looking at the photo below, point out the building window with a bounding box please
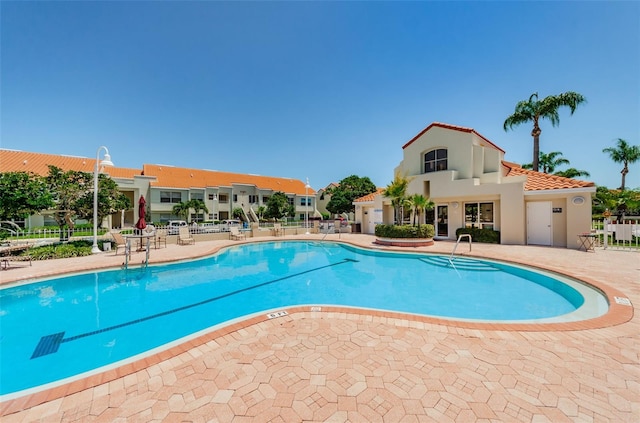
[249,195,258,204]
[219,194,229,204]
[208,193,218,201]
[160,191,182,203]
[233,194,238,202]
[464,202,494,229]
[287,197,294,206]
[191,192,204,201]
[262,195,270,203]
[424,149,447,173]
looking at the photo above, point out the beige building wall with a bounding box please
[365,123,595,249]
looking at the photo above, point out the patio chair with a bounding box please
[178,226,195,245]
[230,226,246,241]
[110,232,129,255]
[273,223,283,237]
[154,229,167,249]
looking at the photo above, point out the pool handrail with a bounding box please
[449,233,472,263]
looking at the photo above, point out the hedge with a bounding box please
[455,227,500,244]
[375,224,435,239]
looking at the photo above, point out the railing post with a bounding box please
[603,218,609,250]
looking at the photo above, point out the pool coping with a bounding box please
[0,239,634,415]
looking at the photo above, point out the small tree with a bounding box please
[256,205,266,221]
[326,175,377,216]
[382,172,411,225]
[75,174,130,226]
[232,207,245,220]
[407,194,434,226]
[172,202,190,221]
[187,199,208,222]
[46,166,93,238]
[264,191,290,220]
[0,171,53,222]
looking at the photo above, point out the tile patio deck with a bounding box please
[0,234,638,422]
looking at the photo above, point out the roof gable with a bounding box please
[402,122,505,153]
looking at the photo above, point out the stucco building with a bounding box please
[0,149,316,228]
[354,122,596,248]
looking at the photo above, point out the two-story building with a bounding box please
[0,149,316,228]
[354,122,596,248]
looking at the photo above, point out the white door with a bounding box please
[362,207,376,234]
[527,201,552,245]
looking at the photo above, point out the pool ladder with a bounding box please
[123,237,150,270]
[448,233,472,266]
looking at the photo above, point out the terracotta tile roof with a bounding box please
[354,188,385,202]
[0,149,142,179]
[402,122,505,153]
[143,164,315,195]
[503,162,595,191]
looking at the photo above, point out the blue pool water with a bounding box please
[0,241,606,396]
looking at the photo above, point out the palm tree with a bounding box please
[382,172,411,225]
[407,194,434,226]
[172,202,190,221]
[554,168,591,179]
[504,91,586,172]
[256,205,266,221]
[187,199,208,223]
[602,138,640,190]
[522,151,570,174]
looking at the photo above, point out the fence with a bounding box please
[591,219,639,251]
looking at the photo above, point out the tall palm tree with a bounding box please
[382,172,411,225]
[504,91,586,172]
[602,138,640,190]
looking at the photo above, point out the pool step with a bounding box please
[419,256,499,271]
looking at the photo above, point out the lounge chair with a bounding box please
[230,226,246,240]
[178,226,195,245]
[273,223,283,237]
[110,232,129,255]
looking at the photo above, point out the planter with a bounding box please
[374,237,434,247]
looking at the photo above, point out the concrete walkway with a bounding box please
[1,234,638,422]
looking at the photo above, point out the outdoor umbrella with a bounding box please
[135,195,147,231]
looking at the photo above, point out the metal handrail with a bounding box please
[449,233,472,262]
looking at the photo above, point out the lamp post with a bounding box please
[92,146,114,254]
[305,178,310,234]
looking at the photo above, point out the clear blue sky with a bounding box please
[2,1,639,190]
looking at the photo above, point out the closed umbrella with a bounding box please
[135,195,147,231]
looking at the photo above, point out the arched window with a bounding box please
[424,149,447,173]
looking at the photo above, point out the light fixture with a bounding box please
[92,146,114,254]
[572,196,585,205]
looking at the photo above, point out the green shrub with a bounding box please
[25,240,109,260]
[455,227,500,244]
[375,224,435,239]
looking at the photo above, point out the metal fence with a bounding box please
[591,219,639,251]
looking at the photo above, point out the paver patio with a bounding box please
[0,234,637,422]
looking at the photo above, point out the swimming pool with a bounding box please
[0,241,608,397]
